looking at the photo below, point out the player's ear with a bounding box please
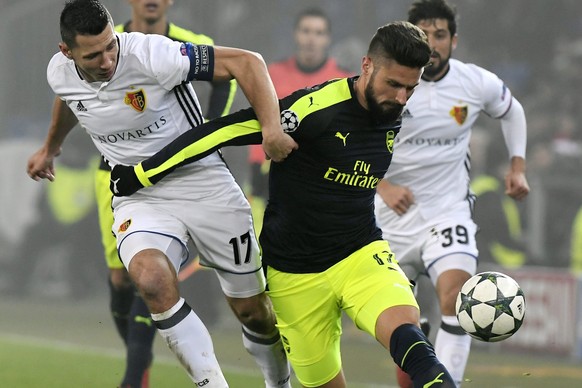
[451,33,458,51]
[59,42,73,59]
[362,56,372,75]
[362,56,370,74]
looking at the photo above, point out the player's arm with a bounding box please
[210,46,298,161]
[499,97,529,201]
[27,97,78,181]
[110,107,263,196]
[109,80,342,197]
[376,179,415,216]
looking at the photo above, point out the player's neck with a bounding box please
[422,61,450,82]
[295,53,327,73]
[128,18,168,36]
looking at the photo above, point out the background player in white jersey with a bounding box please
[27,0,297,387]
[374,0,530,386]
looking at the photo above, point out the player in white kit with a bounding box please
[27,1,297,387]
[374,1,530,386]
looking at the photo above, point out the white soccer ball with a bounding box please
[280,109,299,133]
[455,271,526,342]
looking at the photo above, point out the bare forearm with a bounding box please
[212,46,297,161]
[223,51,279,133]
[45,97,78,154]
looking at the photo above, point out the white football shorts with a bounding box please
[376,201,478,286]
[111,160,265,298]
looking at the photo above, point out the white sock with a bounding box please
[152,298,228,387]
[435,315,471,387]
[242,326,291,388]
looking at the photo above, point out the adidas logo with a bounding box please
[76,101,87,112]
[401,108,412,119]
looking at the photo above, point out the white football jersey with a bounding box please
[47,32,205,166]
[382,58,512,221]
[47,32,233,196]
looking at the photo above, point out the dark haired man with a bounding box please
[248,7,351,214]
[27,0,296,386]
[108,21,456,388]
[90,1,238,387]
[374,1,529,386]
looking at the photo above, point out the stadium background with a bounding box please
[0,0,581,386]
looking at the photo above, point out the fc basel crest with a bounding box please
[124,89,146,112]
[449,105,468,125]
[386,130,395,153]
[118,219,131,233]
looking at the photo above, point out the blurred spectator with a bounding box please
[6,130,104,298]
[571,206,582,273]
[472,133,527,269]
[247,7,352,231]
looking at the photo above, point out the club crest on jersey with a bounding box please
[449,105,468,125]
[386,130,396,153]
[118,219,131,233]
[124,89,146,112]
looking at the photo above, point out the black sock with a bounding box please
[390,323,455,388]
[109,278,134,344]
[121,293,156,387]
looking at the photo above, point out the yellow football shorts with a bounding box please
[95,168,124,269]
[266,239,418,387]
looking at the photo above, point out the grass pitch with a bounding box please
[0,295,579,387]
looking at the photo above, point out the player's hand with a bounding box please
[27,146,61,181]
[262,129,298,162]
[504,157,529,201]
[110,164,143,197]
[376,179,415,216]
[505,170,530,201]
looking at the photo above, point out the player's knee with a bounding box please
[129,251,177,303]
[227,293,275,333]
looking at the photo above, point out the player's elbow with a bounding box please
[242,50,268,72]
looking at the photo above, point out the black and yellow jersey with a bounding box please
[99,21,236,171]
[133,77,401,273]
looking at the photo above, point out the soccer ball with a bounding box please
[455,271,526,342]
[280,109,299,132]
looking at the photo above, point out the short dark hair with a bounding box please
[60,0,113,48]
[408,0,457,36]
[294,8,331,33]
[367,21,431,69]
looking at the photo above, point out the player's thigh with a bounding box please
[185,188,265,297]
[383,231,426,282]
[112,199,189,272]
[95,168,123,269]
[214,267,266,299]
[266,266,343,387]
[340,240,419,339]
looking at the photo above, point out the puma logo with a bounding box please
[110,178,120,194]
[335,131,350,146]
[308,96,319,107]
[423,372,445,387]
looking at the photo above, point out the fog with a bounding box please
[0,0,581,381]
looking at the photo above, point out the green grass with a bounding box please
[0,336,263,387]
[0,296,580,387]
